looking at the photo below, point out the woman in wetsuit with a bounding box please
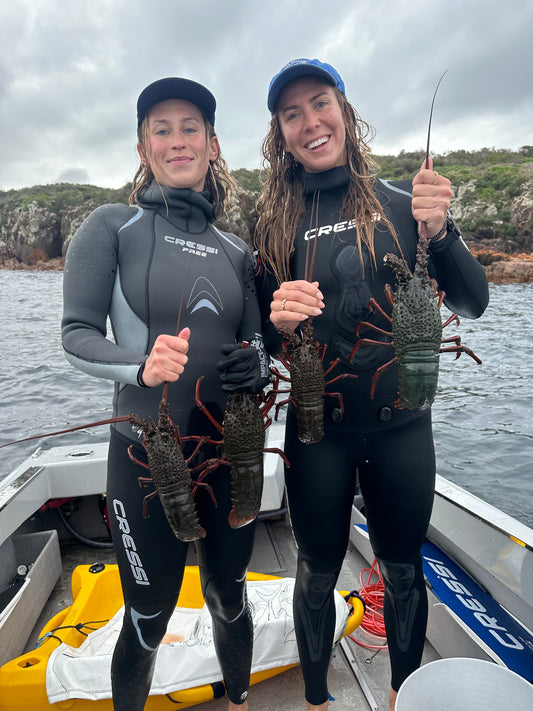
[254,59,489,711]
[62,78,268,710]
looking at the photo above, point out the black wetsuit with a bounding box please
[62,183,268,708]
[254,167,489,703]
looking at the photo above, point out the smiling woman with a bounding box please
[253,57,490,711]
[138,100,219,193]
[60,76,270,711]
[276,77,347,174]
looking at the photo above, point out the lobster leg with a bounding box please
[369,357,398,399]
[194,377,224,434]
[350,338,393,361]
[442,313,460,328]
[368,296,394,321]
[440,345,482,364]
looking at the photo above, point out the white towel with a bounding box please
[46,577,349,702]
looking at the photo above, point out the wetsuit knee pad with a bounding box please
[298,560,338,610]
[202,576,247,624]
[295,560,338,664]
[122,600,173,652]
[375,558,422,653]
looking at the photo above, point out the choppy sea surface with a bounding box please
[1,271,532,528]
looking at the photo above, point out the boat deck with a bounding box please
[26,514,439,711]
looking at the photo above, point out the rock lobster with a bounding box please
[349,229,482,409]
[272,322,355,444]
[349,71,481,409]
[0,394,214,542]
[0,372,283,539]
[273,191,356,445]
[194,375,289,528]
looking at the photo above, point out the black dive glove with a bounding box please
[216,343,269,394]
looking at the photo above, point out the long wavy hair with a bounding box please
[255,88,398,284]
[129,113,236,219]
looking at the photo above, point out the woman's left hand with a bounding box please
[411,157,453,238]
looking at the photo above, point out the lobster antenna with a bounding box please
[305,190,320,282]
[176,251,196,336]
[424,70,447,168]
[162,251,196,403]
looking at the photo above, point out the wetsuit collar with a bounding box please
[139,182,215,230]
[302,165,350,194]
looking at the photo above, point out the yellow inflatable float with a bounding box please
[0,564,364,710]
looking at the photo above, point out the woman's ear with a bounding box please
[137,143,148,165]
[209,135,220,163]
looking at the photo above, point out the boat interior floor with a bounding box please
[25,515,439,711]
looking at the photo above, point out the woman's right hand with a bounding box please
[270,280,324,332]
[141,327,190,387]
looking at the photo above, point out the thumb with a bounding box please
[421,155,433,171]
[178,327,191,341]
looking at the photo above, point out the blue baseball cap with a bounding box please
[137,77,216,130]
[267,58,345,113]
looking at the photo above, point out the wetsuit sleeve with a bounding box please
[428,220,489,319]
[61,206,147,385]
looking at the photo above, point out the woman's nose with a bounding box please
[302,109,320,131]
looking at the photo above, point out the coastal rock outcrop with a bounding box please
[0,202,62,265]
[1,160,533,282]
[482,258,533,284]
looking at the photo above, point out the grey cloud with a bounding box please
[0,0,532,190]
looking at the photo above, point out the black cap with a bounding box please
[137,77,216,130]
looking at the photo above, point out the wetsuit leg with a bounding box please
[358,412,435,691]
[284,412,362,705]
[194,464,256,705]
[107,431,189,711]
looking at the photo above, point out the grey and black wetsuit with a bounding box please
[62,183,268,708]
[254,166,489,703]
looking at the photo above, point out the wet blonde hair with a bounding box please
[129,112,236,219]
[255,87,398,284]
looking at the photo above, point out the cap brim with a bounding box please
[268,65,337,113]
[137,77,216,128]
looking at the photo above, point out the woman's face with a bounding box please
[277,77,347,173]
[138,99,219,192]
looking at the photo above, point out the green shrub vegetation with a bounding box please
[1,148,531,245]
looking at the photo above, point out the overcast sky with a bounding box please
[1,0,532,191]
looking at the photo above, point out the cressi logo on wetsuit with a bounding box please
[164,234,219,257]
[304,213,381,241]
[113,498,150,586]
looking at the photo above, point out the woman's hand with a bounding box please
[412,157,453,238]
[141,327,190,387]
[270,280,324,332]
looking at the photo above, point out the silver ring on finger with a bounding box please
[280,298,287,311]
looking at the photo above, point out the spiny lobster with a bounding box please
[272,321,355,444]
[194,375,289,528]
[273,192,356,445]
[125,388,212,542]
[0,357,286,536]
[0,389,216,542]
[349,71,482,409]
[349,229,482,409]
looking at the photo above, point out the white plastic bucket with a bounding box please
[395,658,533,711]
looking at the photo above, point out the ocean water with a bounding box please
[1,271,532,528]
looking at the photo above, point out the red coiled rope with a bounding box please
[349,559,388,649]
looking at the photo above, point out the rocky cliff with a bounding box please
[1,156,532,283]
